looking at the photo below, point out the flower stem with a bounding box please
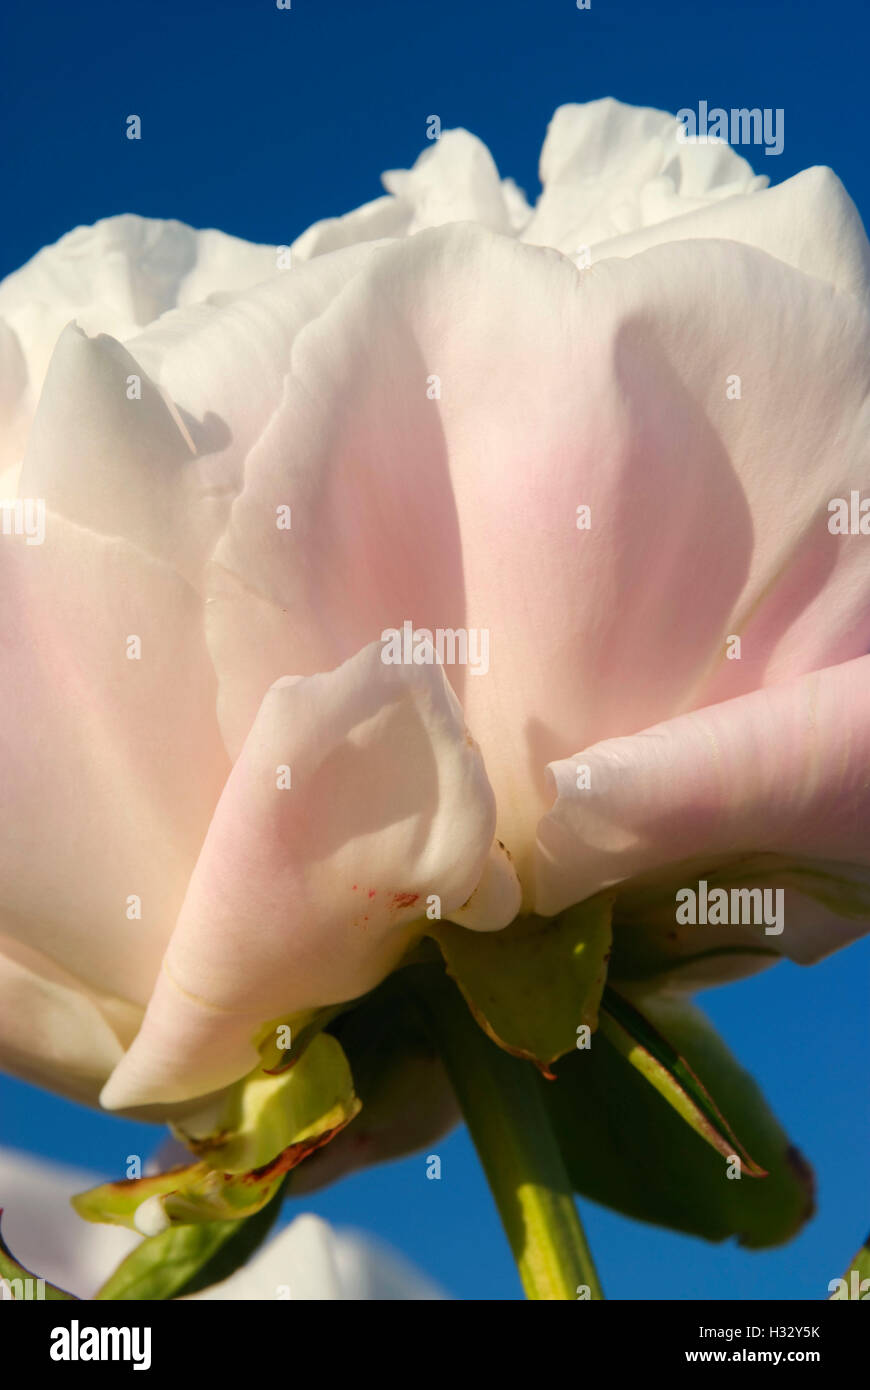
[407,967,604,1301]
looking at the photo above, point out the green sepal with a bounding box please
[255,1006,343,1075]
[174,1032,359,1172]
[73,1033,360,1229]
[599,988,766,1175]
[542,992,814,1247]
[291,974,456,1193]
[430,894,612,1072]
[73,1157,284,1229]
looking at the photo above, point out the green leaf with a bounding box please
[542,992,814,1248]
[599,988,766,1175]
[74,1033,360,1229]
[96,1180,287,1301]
[0,1213,77,1300]
[430,894,612,1072]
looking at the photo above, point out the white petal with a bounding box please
[0,214,278,408]
[0,1147,139,1298]
[588,166,870,298]
[522,97,765,253]
[185,1213,445,1300]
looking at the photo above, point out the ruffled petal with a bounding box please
[101,642,512,1108]
[201,220,870,888]
[292,128,519,262]
[586,165,870,299]
[536,656,870,968]
[0,513,228,1004]
[0,935,140,1104]
[0,214,278,406]
[521,97,766,253]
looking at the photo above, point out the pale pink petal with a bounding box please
[101,643,514,1109]
[201,221,870,890]
[0,935,140,1104]
[536,655,870,967]
[448,840,521,929]
[18,245,380,584]
[19,326,205,577]
[0,319,28,475]
[124,241,378,512]
[0,513,228,1005]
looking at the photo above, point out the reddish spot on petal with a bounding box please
[392,892,420,910]
[351,884,358,891]
[368,889,376,899]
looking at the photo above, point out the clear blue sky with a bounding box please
[1,0,868,1299]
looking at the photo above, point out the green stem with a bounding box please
[407,968,604,1301]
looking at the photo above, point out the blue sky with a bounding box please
[1,0,869,1299]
